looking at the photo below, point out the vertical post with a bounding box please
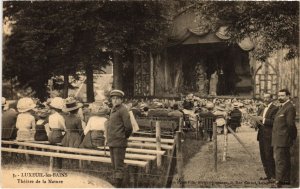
[195,115,199,140]
[150,52,154,96]
[49,156,54,172]
[222,125,228,162]
[79,160,83,169]
[24,146,30,163]
[179,117,183,132]
[213,122,217,172]
[156,121,162,168]
[176,131,184,188]
[56,150,62,169]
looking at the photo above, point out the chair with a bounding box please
[199,116,215,141]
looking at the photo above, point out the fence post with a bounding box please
[176,131,184,188]
[213,122,217,172]
[222,125,228,161]
[156,121,162,168]
[179,117,183,132]
[195,116,199,140]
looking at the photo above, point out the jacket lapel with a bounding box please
[275,101,290,117]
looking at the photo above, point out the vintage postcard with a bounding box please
[1,1,299,188]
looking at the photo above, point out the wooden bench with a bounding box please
[1,140,156,161]
[136,117,181,138]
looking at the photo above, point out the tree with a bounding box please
[3,1,109,101]
[193,1,299,61]
[3,1,172,100]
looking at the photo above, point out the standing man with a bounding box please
[107,90,132,188]
[257,94,278,182]
[272,89,297,187]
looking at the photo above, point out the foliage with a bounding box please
[193,1,299,61]
[3,1,171,100]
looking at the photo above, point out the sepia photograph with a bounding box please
[1,0,299,188]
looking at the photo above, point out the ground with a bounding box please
[1,164,113,188]
[172,124,300,188]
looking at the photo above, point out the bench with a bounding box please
[136,117,181,138]
[1,140,156,161]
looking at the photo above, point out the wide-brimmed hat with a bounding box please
[2,97,7,107]
[140,103,148,109]
[216,26,231,40]
[49,97,65,110]
[63,98,83,112]
[206,102,214,109]
[217,104,226,111]
[233,102,239,108]
[17,97,36,113]
[110,90,124,98]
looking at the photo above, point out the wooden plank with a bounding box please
[129,137,174,144]
[126,148,165,155]
[128,142,173,150]
[213,122,217,172]
[176,131,184,188]
[156,121,162,168]
[163,143,176,188]
[2,140,166,155]
[227,127,255,160]
[1,148,148,167]
[2,141,156,161]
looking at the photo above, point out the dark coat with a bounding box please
[257,103,278,141]
[182,100,194,110]
[1,109,18,140]
[272,101,297,147]
[107,104,132,147]
[61,114,83,148]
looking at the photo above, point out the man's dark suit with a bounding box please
[257,103,278,179]
[272,101,297,184]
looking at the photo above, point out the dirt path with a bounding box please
[1,164,113,188]
[172,125,277,188]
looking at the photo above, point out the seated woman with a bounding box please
[16,97,36,141]
[80,109,108,149]
[48,97,66,144]
[34,109,50,141]
[61,98,84,148]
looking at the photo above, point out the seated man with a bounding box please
[228,102,242,133]
[182,93,194,110]
[199,102,216,141]
[168,103,183,118]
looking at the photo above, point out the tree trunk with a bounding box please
[86,61,95,103]
[113,52,123,90]
[63,72,69,98]
[150,52,154,96]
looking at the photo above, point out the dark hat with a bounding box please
[110,90,124,98]
[63,98,82,112]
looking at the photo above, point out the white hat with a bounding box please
[49,97,65,110]
[17,97,36,113]
[206,102,214,109]
[2,97,6,106]
[233,102,239,108]
[110,90,124,97]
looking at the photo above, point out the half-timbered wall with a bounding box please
[252,49,299,98]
